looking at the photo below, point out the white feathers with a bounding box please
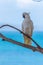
[22,12,34,35]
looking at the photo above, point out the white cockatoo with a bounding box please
[22,12,34,45]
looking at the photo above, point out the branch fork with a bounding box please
[0,24,43,53]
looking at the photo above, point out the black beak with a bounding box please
[23,14,25,18]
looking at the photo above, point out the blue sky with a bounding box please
[0,0,43,31]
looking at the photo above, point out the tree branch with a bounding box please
[0,33,43,53]
[0,24,43,53]
[0,24,41,48]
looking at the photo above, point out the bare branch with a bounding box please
[0,24,43,54]
[0,33,43,53]
[0,24,41,48]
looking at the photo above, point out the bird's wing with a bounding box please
[22,23,24,32]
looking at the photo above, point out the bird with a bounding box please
[22,12,34,45]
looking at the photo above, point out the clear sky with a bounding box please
[0,0,43,31]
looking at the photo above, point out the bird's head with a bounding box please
[22,12,30,18]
